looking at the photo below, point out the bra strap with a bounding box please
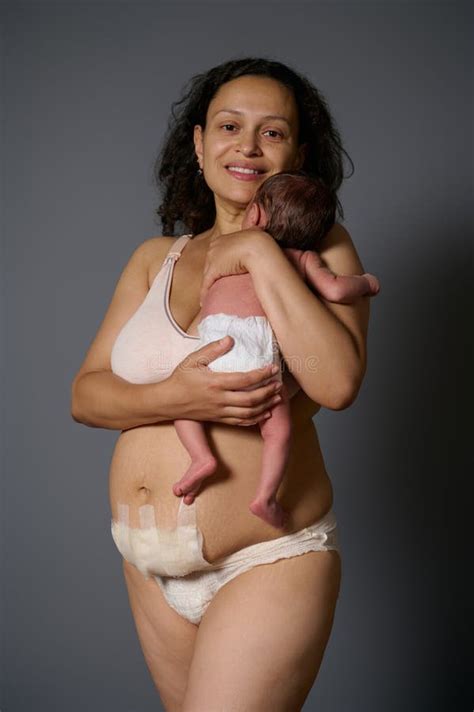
[165,234,193,262]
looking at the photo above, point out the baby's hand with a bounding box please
[362,273,381,295]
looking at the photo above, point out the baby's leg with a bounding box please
[248,383,292,530]
[172,420,218,505]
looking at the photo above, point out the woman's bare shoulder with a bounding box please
[139,235,180,285]
[318,222,363,258]
[140,234,178,257]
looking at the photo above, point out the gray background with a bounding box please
[1,1,472,710]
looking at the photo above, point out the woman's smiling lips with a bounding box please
[225,164,267,182]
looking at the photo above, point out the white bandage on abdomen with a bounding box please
[111,500,211,578]
[197,313,281,383]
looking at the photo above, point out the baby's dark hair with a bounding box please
[252,171,337,250]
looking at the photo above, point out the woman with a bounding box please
[71,56,370,711]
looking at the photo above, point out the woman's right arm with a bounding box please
[71,369,181,431]
[71,237,281,431]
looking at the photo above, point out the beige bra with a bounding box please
[110,235,201,384]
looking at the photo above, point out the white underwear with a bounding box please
[197,313,282,383]
[111,497,341,625]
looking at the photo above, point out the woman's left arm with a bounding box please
[246,224,370,410]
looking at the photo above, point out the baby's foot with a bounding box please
[172,455,218,504]
[249,496,289,530]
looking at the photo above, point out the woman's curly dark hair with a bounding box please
[152,55,354,237]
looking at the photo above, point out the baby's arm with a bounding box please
[283,247,380,304]
[303,251,380,303]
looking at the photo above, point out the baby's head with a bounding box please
[242,171,336,250]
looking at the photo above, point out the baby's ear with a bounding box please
[247,202,261,227]
[258,203,269,229]
[250,201,269,229]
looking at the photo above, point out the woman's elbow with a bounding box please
[300,350,367,410]
[331,384,359,410]
[332,365,366,410]
[70,378,91,426]
[304,378,356,411]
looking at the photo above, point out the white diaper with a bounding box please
[197,313,282,383]
[111,497,341,625]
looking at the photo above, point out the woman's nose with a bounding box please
[238,131,263,155]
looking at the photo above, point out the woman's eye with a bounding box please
[220,124,282,138]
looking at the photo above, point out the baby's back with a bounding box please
[200,273,265,318]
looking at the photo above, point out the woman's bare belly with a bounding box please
[108,389,334,564]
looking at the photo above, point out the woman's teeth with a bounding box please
[227,166,260,174]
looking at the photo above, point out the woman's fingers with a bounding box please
[207,364,282,424]
[186,335,235,368]
[216,363,279,391]
[173,338,282,425]
[219,409,274,426]
[224,379,282,406]
[217,382,282,426]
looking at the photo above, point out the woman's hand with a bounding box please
[168,336,283,426]
[199,228,269,306]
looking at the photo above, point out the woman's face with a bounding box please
[194,75,306,212]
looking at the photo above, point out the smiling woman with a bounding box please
[203,99,300,185]
[192,75,307,233]
[72,56,370,711]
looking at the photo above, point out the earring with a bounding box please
[197,167,203,176]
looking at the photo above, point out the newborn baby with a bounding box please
[172,171,380,529]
